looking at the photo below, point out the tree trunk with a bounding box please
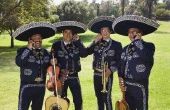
[121,0,125,15]
[10,30,14,48]
[96,3,100,16]
[148,1,152,19]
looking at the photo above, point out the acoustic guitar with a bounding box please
[115,91,129,110]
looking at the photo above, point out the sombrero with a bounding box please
[53,21,87,34]
[112,15,160,36]
[12,22,56,41]
[88,16,115,34]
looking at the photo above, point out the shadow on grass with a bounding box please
[0,46,19,73]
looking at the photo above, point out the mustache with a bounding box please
[33,41,42,43]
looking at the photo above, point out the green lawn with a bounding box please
[0,21,170,110]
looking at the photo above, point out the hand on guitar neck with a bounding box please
[119,77,126,92]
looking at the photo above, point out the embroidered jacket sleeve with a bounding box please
[86,41,96,55]
[113,42,122,76]
[118,46,128,78]
[15,47,31,67]
[73,39,88,58]
[130,40,155,81]
[131,39,155,63]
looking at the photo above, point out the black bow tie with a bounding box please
[32,49,44,59]
[99,39,108,47]
[66,43,73,50]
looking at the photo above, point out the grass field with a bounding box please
[0,21,170,110]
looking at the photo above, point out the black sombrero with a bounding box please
[88,16,115,34]
[12,22,56,41]
[53,21,87,34]
[112,15,160,36]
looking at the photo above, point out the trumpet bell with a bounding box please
[101,90,108,93]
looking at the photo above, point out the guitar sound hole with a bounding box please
[52,106,60,110]
[50,104,62,110]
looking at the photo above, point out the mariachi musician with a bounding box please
[14,22,56,110]
[86,16,122,110]
[112,15,159,110]
[51,21,87,110]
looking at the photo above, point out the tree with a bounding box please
[130,0,158,18]
[99,0,120,17]
[120,0,129,15]
[57,0,95,23]
[0,0,22,24]
[125,4,139,15]
[19,0,51,23]
[0,0,22,48]
[0,0,51,48]
[163,0,170,10]
[48,5,60,23]
[156,3,170,20]
[145,0,158,18]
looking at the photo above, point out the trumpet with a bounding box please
[101,59,108,93]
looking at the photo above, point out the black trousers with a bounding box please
[93,74,113,110]
[125,81,148,110]
[62,77,82,110]
[18,83,45,110]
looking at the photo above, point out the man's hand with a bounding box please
[105,67,112,77]
[119,77,126,92]
[94,34,102,43]
[73,34,79,41]
[27,39,34,49]
[134,32,142,40]
[50,58,57,66]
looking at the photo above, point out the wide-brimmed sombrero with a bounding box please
[12,22,56,41]
[112,15,160,36]
[53,21,87,34]
[88,16,115,34]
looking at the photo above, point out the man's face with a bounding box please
[100,27,111,39]
[128,28,142,41]
[63,29,73,42]
[30,34,42,49]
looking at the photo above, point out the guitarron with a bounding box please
[115,91,129,110]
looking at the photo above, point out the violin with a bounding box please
[47,65,62,92]
[46,50,62,94]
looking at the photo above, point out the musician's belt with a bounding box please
[21,81,45,85]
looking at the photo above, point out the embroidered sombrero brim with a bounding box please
[53,21,87,34]
[88,16,115,34]
[112,15,160,36]
[12,22,56,41]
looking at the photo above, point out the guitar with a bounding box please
[45,96,69,110]
[115,91,129,110]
